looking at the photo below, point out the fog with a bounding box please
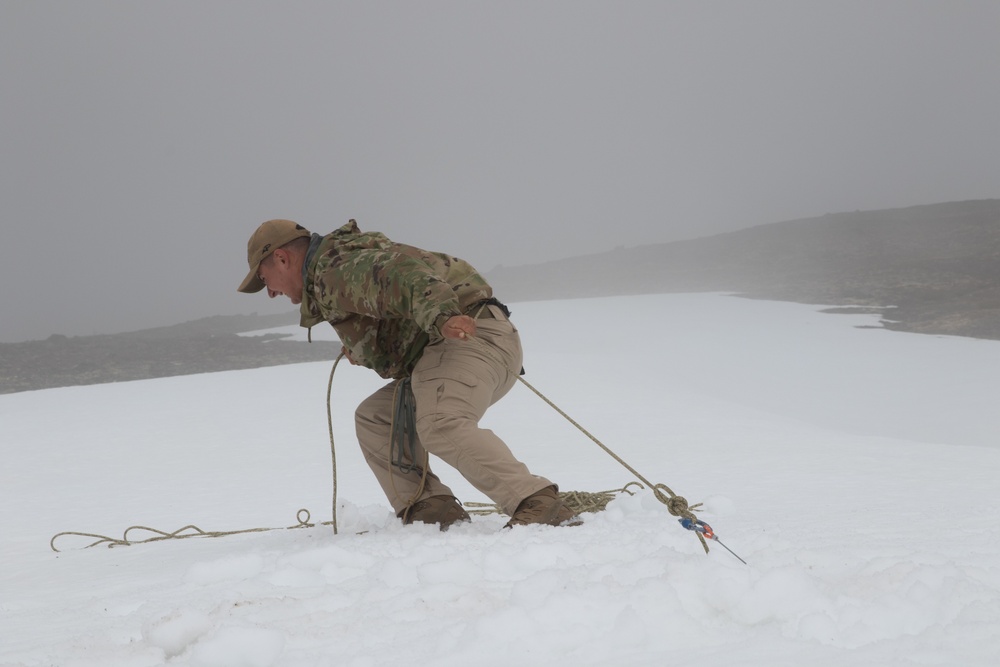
[2,1,998,343]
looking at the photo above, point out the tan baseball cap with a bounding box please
[237,219,311,293]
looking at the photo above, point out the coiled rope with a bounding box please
[465,482,647,516]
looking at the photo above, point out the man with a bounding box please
[237,218,577,530]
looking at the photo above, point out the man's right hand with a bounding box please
[440,315,477,340]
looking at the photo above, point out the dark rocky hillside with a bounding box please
[488,199,1000,340]
[0,313,336,394]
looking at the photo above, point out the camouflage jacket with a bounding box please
[299,220,493,379]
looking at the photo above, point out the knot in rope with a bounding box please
[650,484,702,521]
[666,495,695,517]
[650,484,708,552]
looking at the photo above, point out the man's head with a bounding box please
[237,219,311,303]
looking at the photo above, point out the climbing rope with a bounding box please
[326,351,345,535]
[51,352,348,552]
[51,313,737,560]
[465,333,711,554]
[50,509,327,552]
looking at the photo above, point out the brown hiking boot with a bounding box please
[400,495,471,531]
[504,486,581,528]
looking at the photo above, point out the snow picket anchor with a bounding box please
[678,518,748,565]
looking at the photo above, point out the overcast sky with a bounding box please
[2,1,998,342]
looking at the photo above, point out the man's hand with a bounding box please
[440,314,477,340]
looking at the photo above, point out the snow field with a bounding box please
[2,293,999,666]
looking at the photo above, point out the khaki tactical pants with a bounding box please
[354,304,553,516]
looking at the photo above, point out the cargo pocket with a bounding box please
[413,340,445,374]
[412,365,479,391]
[412,364,485,427]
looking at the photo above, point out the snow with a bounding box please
[2,293,999,666]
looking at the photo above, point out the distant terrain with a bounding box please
[3,199,997,394]
[0,313,332,394]
[490,199,1000,340]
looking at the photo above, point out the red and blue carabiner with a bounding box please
[678,517,747,565]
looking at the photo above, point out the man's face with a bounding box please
[258,249,304,304]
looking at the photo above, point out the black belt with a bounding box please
[466,297,511,320]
